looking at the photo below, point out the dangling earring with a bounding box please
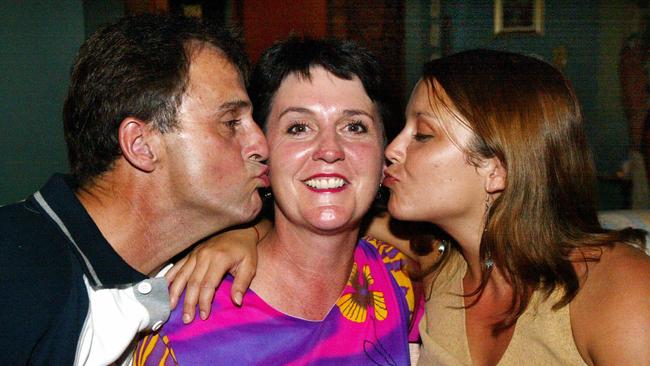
[375,183,388,205]
[263,190,273,201]
[484,257,494,270]
[483,194,494,270]
[437,240,447,254]
[483,195,492,232]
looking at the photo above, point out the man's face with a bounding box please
[159,45,269,228]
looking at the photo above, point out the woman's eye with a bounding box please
[344,120,368,134]
[287,122,310,135]
[413,133,433,142]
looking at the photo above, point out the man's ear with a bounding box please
[118,117,158,172]
[482,157,506,193]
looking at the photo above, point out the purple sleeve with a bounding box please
[133,332,179,366]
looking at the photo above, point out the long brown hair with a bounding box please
[416,49,645,331]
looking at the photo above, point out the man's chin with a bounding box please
[243,194,263,220]
[214,194,263,229]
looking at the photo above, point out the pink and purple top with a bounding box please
[134,237,422,366]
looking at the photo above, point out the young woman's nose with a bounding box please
[385,130,408,164]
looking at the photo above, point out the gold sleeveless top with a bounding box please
[417,251,587,366]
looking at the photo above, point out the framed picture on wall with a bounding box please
[494,0,544,35]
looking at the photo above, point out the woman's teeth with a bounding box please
[304,178,346,189]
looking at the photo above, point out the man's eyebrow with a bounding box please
[218,100,251,113]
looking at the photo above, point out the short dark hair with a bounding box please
[63,14,249,187]
[249,37,388,137]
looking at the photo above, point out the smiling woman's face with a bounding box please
[265,66,384,233]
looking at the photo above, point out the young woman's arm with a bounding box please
[366,212,442,273]
[166,219,271,323]
[571,244,650,365]
[170,212,440,322]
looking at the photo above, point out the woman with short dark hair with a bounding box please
[135,38,421,365]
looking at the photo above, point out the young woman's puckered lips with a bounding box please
[382,168,399,187]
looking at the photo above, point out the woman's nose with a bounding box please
[312,131,344,163]
[385,132,406,164]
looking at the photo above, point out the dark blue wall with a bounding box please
[441,1,629,209]
[0,1,126,205]
[443,1,599,134]
[0,1,85,204]
[405,0,434,95]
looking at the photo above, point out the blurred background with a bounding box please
[0,0,646,209]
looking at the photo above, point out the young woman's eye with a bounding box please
[413,133,433,142]
[344,120,368,134]
[287,122,310,135]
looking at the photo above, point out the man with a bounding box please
[0,15,268,365]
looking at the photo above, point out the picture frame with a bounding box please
[494,0,544,35]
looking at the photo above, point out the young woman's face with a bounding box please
[383,79,486,227]
[265,67,384,233]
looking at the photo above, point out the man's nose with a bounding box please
[244,122,269,162]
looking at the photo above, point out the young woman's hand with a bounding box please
[166,223,267,323]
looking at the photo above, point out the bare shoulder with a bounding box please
[571,243,650,365]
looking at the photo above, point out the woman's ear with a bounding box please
[118,117,158,173]
[482,157,506,193]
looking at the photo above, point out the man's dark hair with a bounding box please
[249,37,388,134]
[63,14,249,187]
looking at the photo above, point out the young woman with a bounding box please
[384,49,650,365]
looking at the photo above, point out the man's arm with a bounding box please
[0,217,77,364]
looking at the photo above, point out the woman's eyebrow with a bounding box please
[342,109,375,121]
[277,107,375,122]
[415,111,435,118]
[277,107,313,119]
